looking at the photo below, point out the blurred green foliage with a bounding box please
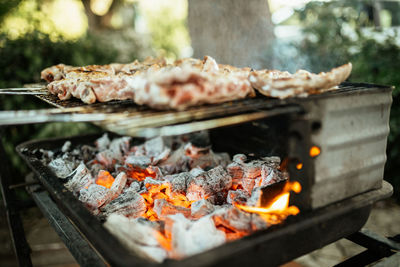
[295,1,400,200]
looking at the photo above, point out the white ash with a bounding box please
[153,199,191,219]
[109,136,131,158]
[246,187,263,207]
[189,167,205,177]
[186,166,232,201]
[159,146,190,174]
[191,199,215,219]
[241,177,256,195]
[48,158,76,179]
[144,177,171,189]
[227,189,250,204]
[95,133,110,151]
[255,167,287,188]
[233,154,247,164]
[165,214,226,259]
[144,137,164,158]
[104,172,127,205]
[125,154,151,167]
[260,156,281,169]
[126,181,141,192]
[64,162,93,194]
[164,172,193,194]
[148,166,164,180]
[101,191,146,218]
[39,148,54,161]
[61,141,72,152]
[152,148,171,165]
[104,214,167,263]
[79,184,110,209]
[212,206,267,234]
[87,163,103,178]
[144,137,171,164]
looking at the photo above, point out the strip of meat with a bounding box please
[249,63,352,99]
[44,56,255,108]
[133,56,254,110]
[41,57,167,83]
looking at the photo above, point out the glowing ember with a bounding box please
[235,181,301,224]
[309,146,321,157]
[123,165,157,181]
[95,170,115,189]
[296,163,303,170]
[140,181,192,221]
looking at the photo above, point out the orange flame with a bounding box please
[235,181,301,224]
[154,231,172,251]
[309,146,321,157]
[95,170,115,189]
[296,163,303,170]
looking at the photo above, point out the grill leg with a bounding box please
[334,228,400,267]
[0,127,32,267]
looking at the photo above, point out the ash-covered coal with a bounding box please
[38,132,294,263]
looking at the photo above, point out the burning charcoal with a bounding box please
[255,167,287,188]
[165,214,226,259]
[61,141,71,152]
[212,206,267,234]
[233,154,247,164]
[144,137,171,162]
[159,146,190,174]
[144,177,171,190]
[146,166,163,180]
[186,131,210,147]
[88,163,103,178]
[48,157,76,178]
[204,166,232,192]
[111,136,131,154]
[191,199,215,219]
[105,172,127,205]
[95,150,117,168]
[80,145,97,162]
[126,181,141,192]
[95,133,110,151]
[186,175,210,201]
[79,184,110,209]
[164,172,193,194]
[64,162,93,194]
[184,142,210,158]
[227,162,244,180]
[246,187,262,207]
[242,160,263,178]
[125,154,151,167]
[95,170,115,189]
[189,167,204,177]
[241,178,256,195]
[260,156,281,169]
[101,191,146,218]
[186,166,232,201]
[153,199,191,219]
[185,143,231,170]
[152,148,171,165]
[227,189,250,204]
[104,214,167,263]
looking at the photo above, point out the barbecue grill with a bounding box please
[1,82,398,266]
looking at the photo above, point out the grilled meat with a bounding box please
[249,63,352,99]
[41,56,352,109]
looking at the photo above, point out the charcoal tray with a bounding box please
[17,134,393,267]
